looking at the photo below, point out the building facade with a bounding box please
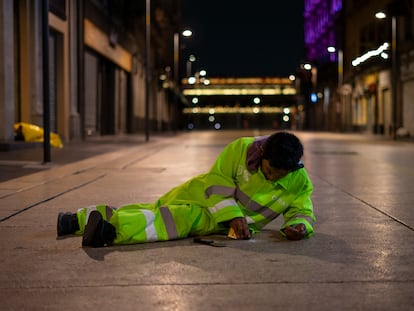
[302,0,343,131]
[344,0,414,137]
[303,0,414,137]
[181,77,298,131]
[0,0,184,146]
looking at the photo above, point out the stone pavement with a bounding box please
[0,134,154,182]
[0,130,413,310]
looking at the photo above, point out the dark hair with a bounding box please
[262,132,303,170]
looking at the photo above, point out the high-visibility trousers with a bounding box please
[75,203,222,245]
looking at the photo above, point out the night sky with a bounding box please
[182,0,305,78]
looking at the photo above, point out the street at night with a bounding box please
[1,0,414,309]
[1,130,413,310]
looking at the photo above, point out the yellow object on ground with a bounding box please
[14,122,63,148]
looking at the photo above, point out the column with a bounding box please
[0,0,14,141]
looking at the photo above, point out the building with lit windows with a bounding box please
[0,0,184,148]
[302,0,343,131]
[181,77,299,130]
[344,0,414,138]
[304,0,414,137]
[304,0,343,64]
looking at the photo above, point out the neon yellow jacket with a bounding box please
[158,136,315,238]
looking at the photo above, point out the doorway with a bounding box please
[84,50,127,136]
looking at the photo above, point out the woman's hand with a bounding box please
[229,217,251,240]
[284,223,307,240]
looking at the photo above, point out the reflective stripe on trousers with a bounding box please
[159,206,179,240]
[133,208,178,241]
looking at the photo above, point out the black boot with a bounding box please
[82,211,116,247]
[57,212,79,236]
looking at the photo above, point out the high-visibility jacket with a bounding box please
[76,136,315,244]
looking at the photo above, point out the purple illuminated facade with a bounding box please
[304,0,342,63]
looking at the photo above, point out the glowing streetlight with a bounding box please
[182,29,192,37]
[375,11,386,19]
[174,29,193,86]
[303,63,312,70]
[327,46,336,53]
[327,46,343,88]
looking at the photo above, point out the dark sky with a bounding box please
[182,0,305,78]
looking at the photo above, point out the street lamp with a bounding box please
[298,63,314,130]
[376,10,398,139]
[303,63,312,71]
[172,29,192,132]
[186,54,196,77]
[327,46,343,89]
[174,29,192,87]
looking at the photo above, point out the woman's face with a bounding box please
[261,159,289,182]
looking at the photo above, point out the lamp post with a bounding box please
[173,29,192,88]
[327,46,344,131]
[391,15,397,140]
[327,46,343,89]
[145,0,150,142]
[298,63,313,130]
[376,11,398,139]
[186,54,196,77]
[172,29,192,132]
[173,32,179,87]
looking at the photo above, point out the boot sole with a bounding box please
[82,211,102,247]
[57,212,73,237]
[57,212,65,236]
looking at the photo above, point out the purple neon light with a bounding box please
[304,0,342,62]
